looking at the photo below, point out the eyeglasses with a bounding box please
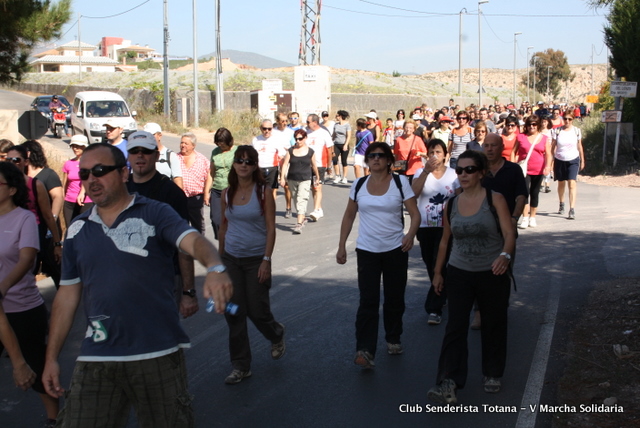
[6,157,23,164]
[79,164,123,180]
[458,116,469,120]
[455,165,481,175]
[566,118,574,121]
[507,124,517,127]
[128,147,156,155]
[366,153,386,160]
[261,127,273,131]
[475,130,487,133]
[234,158,257,166]
[295,137,305,141]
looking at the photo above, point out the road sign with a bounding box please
[610,81,637,98]
[18,110,48,140]
[601,110,622,123]
[586,95,599,104]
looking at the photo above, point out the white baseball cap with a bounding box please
[126,131,157,151]
[143,122,162,134]
[69,134,89,147]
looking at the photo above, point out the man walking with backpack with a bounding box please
[144,123,183,189]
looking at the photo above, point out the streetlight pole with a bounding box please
[546,65,552,103]
[513,32,521,105]
[192,0,199,127]
[163,0,170,117]
[458,8,467,96]
[526,46,533,104]
[478,0,489,107]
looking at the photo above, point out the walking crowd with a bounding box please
[0,98,586,426]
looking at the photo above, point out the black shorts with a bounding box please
[313,167,327,184]
[553,157,579,181]
[260,167,279,189]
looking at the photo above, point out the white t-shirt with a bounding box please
[321,120,336,137]
[414,167,460,228]
[306,127,334,168]
[553,127,582,161]
[156,147,182,180]
[349,175,415,253]
[252,135,285,168]
[272,127,295,149]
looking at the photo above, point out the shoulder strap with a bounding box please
[353,176,368,202]
[165,148,172,169]
[392,173,405,227]
[485,187,501,238]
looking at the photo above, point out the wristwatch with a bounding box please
[263,256,271,262]
[207,264,227,274]
[500,252,512,261]
[54,241,63,247]
[182,289,196,298]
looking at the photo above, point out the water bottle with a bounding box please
[206,297,238,315]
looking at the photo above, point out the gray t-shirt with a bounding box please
[224,185,267,258]
[448,195,503,272]
[333,122,352,146]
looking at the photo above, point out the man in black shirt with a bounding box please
[126,131,198,318]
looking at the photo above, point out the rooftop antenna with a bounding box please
[298,0,321,65]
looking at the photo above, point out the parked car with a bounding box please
[71,91,137,143]
[30,95,73,127]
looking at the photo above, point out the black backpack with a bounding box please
[353,174,405,226]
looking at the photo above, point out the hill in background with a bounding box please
[198,49,294,70]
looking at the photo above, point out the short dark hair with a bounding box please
[21,140,48,168]
[427,139,448,156]
[214,127,234,147]
[294,129,307,140]
[0,161,29,209]
[458,149,488,173]
[0,139,14,154]
[336,110,349,120]
[83,143,127,169]
[356,118,367,129]
[7,144,28,160]
[364,142,394,173]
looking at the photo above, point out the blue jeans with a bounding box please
[355,246,408,357]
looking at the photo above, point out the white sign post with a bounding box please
[608,82,637,167]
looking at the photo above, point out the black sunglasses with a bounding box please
[79,164,123,180]
[261,127,273,131]
[455,165,481,175]
[295,137,305,141]
[366,153,386,160]
[234,158,257,166]
[6,157,23,164]
[128,147,156,155]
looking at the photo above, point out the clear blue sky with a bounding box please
[52,0,610,74]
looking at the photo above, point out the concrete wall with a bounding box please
[0,110,20,143]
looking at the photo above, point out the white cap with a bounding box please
[126,131,157,151]
[69,134,89,147]
[143,122,162,135]
[411,114,422,120]
[365,112,377,119]
[104,119,122,129]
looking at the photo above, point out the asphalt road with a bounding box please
[1,88,640,428]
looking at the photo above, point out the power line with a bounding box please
[83,0,152,19]
[324,4,435,18]
[356,0,457,16]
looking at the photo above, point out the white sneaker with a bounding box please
[341,177,348,184]
[518,217,529,229]
[333,176,342,184]
[528,217,537,228]
[309,208,324,221]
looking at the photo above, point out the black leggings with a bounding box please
[333,144,348,167]
[525,174,544,208]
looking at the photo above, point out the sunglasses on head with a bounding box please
[455,165,481,175]
[234,158,257,166]
[128,147,156,155]
[79,164,123,180]
[6,157,23,164]
[366,152,386,160]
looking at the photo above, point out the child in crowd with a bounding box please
[383,118,395,147]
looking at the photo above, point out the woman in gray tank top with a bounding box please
[218,146,285,385]
[427,150,515,404]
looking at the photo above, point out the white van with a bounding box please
[72,91,137,143]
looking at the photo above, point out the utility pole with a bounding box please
[458,8,467,96]
[527,47,533,103]
[478,1,488,107]
[78,13,82,80]
[163,0,170,117]
[192,0,199,127]
[215,0,224,111]
[513,32,521,105]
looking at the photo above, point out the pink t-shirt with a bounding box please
[63,158,92,204]
[516,133,548,176]
[0,207,43,313]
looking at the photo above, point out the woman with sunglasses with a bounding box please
[501,116,519,159]
[337,142,420,370]
[447,112,474,170]
[467,120,488,152]
[411,139,460,326]
[61,135,93,228]
[551,111,584,220]
[5,146,62,264]
[280,129,320,234]
[209,128,237,240]
[218,145,284,385]
[428,150,515,404]
[512,115,552,229]
[0,161,60,427]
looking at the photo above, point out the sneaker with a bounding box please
[528,217,537,228]
[428,313,442,325]
[224,369,252,385]
[354,350,375,369]
[293,223,303,234]
[567,208,575,220]
[309,208,324,221]
[483,376,501,393]
[387,343,404,355]
[544,185,551,193]
[333,176,342,184]
[558,202,565,215]
[427,378,458,404]
[518,217,529,229]
[271,323,286,360]
[284,209,291,219]
[341,177,349,184]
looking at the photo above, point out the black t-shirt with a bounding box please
[482,159,529,215]
[127,172,189,221]
[35,168,62,192]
